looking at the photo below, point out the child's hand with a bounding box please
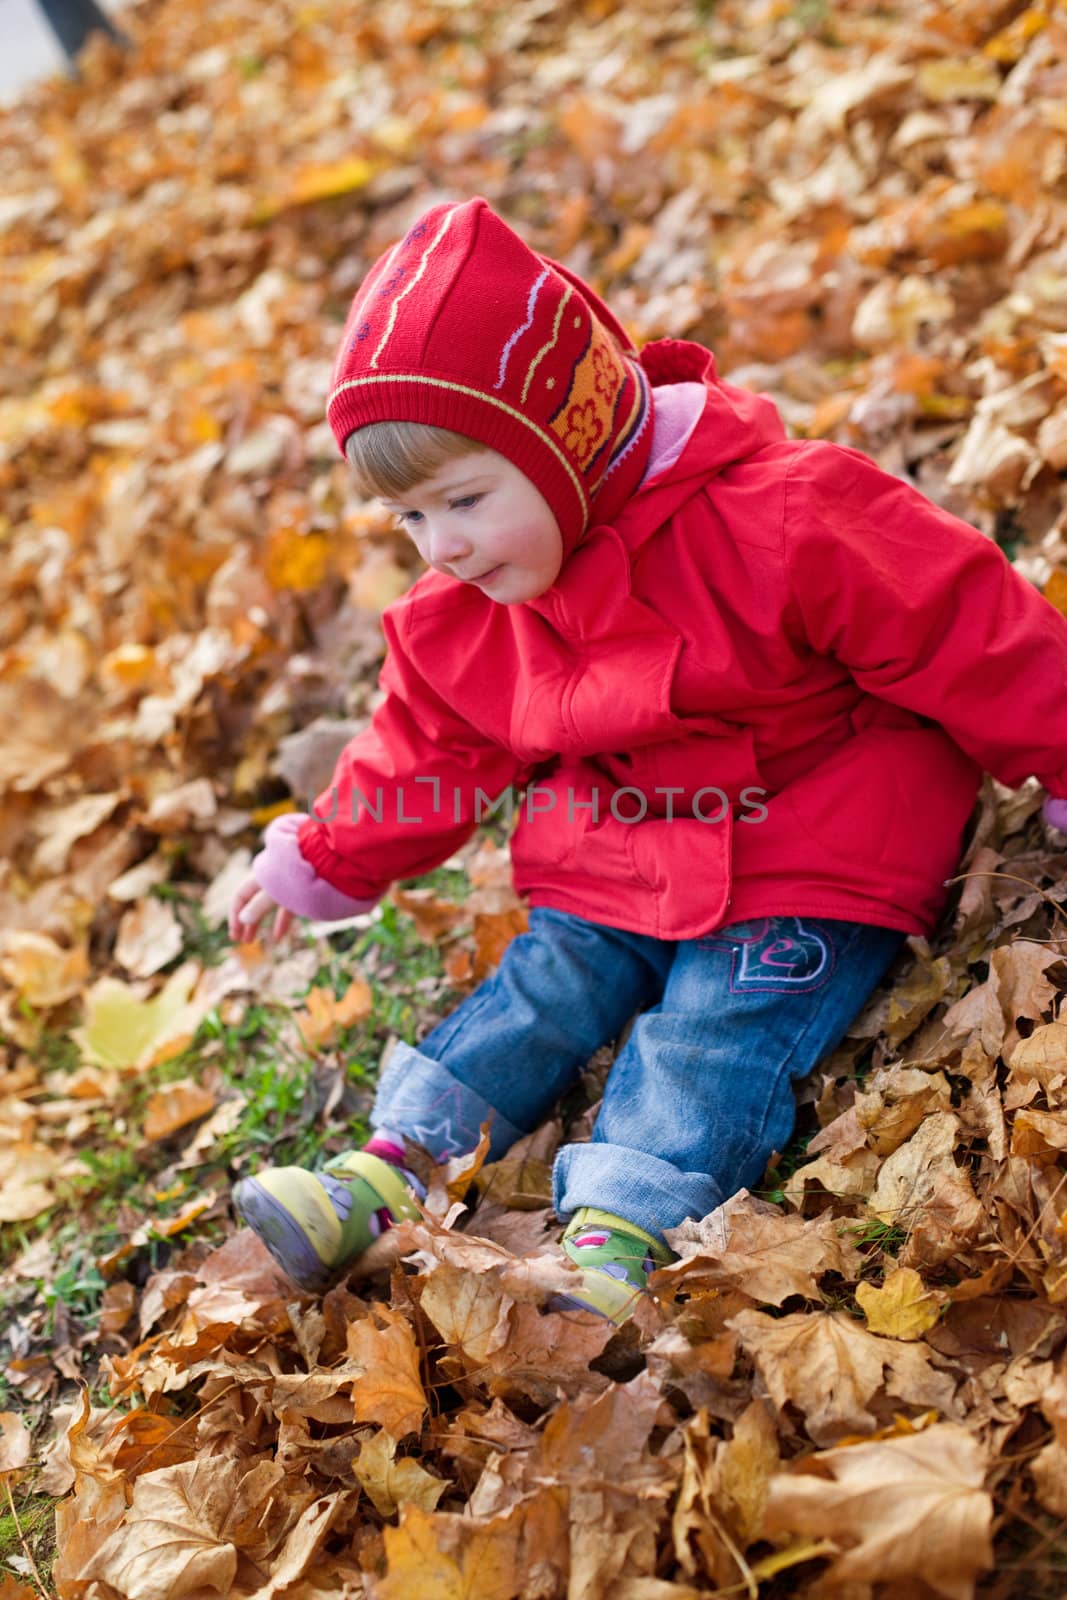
[229,873,295,945]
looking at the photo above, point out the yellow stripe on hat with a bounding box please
[328,372,588,521]
[371,205,461,371]
[521,285,573,405]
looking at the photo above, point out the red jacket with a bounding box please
[298,339,1067,940]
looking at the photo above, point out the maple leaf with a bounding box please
[764,1422,993,1599]
[374,1487,568,1600]
[730,1308,959,1446]
[347,1306,428,1441]
[76,1456,244,1599]
[856,1266,944,1339]
[294,977,373,1049]
[660,1190,864,1305]
[71,964,206,1074]
[354,1428,450,1517]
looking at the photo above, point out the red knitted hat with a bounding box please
[327,197,654,557]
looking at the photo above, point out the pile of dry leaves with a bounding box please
[2,0,1067,1594]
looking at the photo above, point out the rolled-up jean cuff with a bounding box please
[552,1140,726,1244]
[371,1041,527,1162]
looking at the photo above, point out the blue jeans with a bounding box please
[370,908,906,1242]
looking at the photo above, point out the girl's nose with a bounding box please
[426,521,473,568]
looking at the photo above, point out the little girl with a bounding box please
[229,196,1067,1322]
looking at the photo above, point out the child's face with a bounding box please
[380,448,563,604]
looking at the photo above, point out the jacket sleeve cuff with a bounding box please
[252,813,380,921]
[1042,794,1067,833]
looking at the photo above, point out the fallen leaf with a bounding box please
[764,1422,993,1599]
[661,1191,863,1306]
[856,1266,943,1339]
[354,1428,449,1517]
[0,930,90,1009]
[347,1306,428,1440]
[730,1308,958,1445]
[294,978,373,1049]
[142,1079,217,1143]
[71,963,205,1074]
[374,1488,568,1600]
[114,895,186,978]
[0,1412,31,1478]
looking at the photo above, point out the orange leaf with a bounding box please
[142,1081,216,1143]
[348,1308,428,1440]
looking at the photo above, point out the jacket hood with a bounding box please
[615,338,790,545]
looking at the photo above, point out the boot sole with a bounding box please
[233,1176,335,1292]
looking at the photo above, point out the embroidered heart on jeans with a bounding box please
[734,918,832,989]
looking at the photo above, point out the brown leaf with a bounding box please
[115,895,186,978]
[1008,1020,1067,1088]
[730,1308,958,1445]
[77,1456,245,1598]
[764,1422,993,1599]
[661,1191,864,1306]
[941,942,1059,1057]
[868,1113,985,1269]
[347,1306,428,1440]
[1031,1364,1067,1517]
[0,1413,31,1478]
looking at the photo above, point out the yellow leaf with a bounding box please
[253,157,377,222]
[348,1308,428,1440]
[918,59,1002,102]
[941,199,1007,238]
[264,524,332,592]
[376,1490,567,1600]
[71,965,202,1074]
[354,1429,449,1517]
[983,8,1048,62]
[1042,570,1067,622]
[856,1268,943,1340]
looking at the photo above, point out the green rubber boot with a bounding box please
[233,1150,421,1292]
[549,1206,674,1324]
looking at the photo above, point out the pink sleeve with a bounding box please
[252,813,380,921]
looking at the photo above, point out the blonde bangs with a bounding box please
[344,421,483,500]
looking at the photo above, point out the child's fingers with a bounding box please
[272,907,295,942]
[228,880,258,933]
[231,888,272,942]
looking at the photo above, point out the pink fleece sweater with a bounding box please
[252,383,706,922]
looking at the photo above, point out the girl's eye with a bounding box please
[395,510,423,526]
[449,494,482,510]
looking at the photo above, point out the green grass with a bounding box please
[0,1488,55,1593]
[1,885,467,1360]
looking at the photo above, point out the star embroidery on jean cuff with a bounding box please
[379,1083,484,1156]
